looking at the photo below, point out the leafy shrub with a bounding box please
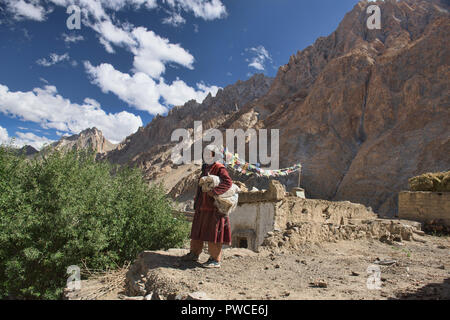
[0,147,189,299]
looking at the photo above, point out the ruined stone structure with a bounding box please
[230,181,378,251]
[398,191,450,227]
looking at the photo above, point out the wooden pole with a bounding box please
[297,167,302,188]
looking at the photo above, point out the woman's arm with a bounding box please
[194,166,207,210]
[211,167,232,196]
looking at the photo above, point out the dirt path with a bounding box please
[116,235,450,300]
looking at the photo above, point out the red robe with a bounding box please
[190,162,233,244]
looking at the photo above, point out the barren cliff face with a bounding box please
[229,0,449,216]
[50,127,116,154]
[102,0,449,217]
[104,73,273,181]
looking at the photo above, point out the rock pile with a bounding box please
[261,218,425,252]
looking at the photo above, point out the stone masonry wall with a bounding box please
[398,191,450,226]
[274,198,378,230]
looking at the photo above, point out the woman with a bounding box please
[181,148,233,268]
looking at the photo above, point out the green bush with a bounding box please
[0,147,189,299]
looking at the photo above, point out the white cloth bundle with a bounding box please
[198,174,240,216]
[199,175,221,192]
[214,194,238,216]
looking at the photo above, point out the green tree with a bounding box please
[0,147,189,299]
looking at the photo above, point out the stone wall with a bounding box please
[262,218,424,252]
[230,180,286,251]
[274,198,377,230]
[230,180,379,251]
[230,202,276,251]
[398,191,450,226]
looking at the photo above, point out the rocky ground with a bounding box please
[67,233,450,300]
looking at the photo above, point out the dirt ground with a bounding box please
[72,234,450,300]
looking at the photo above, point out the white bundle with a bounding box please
[198,174,240,216]
[214,193,239,216]
[219,183,241,198]
[199,175,220,192]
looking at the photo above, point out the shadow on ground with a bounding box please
[134,250,203,271]
[390,278,450,300]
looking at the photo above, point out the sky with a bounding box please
[0,0,361,149]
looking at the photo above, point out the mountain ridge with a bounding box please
[103,73,274,181]
[68,0,448,217]
[47,127,117,154]
[227,0,449,215]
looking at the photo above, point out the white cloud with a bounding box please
[196,82,220,97]
[49,0,107,21]
[142,0,158,9]
[14,131,55,149]
[47,1,224,62]
[84,61,166,114]
[92,19,136,49]
[95,0,158,11]
[84,61,220,112]
[249,61,264,71]
[77,11,195,78]
[56,131,71,137]
[162,11,186,27]
[4,0,222,127]
[0,125,54,150]
[164,0,227,20]
[0,126,9,144]
[5,0,48,21]
[83,97,101,108]
[36,52,78,68]
[5,0,226,23]
[246,45,272,71]
[62,33,85,43]
[0,83,143,144]
[158,78,220,106]
[99,37,116,54]
[131,27,194,78]
[36,53,70,67]
[6,0,212,89]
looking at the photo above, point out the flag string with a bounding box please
[219,147,302,178]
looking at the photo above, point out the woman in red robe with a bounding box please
[181,151,233,268]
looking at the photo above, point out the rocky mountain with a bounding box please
[9,145,39,157]
[21,145,39,156]
[104,0,449,217]
[224,0,449,216]
[104,73,274,183]
[48,127,116,154]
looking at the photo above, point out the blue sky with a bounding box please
[0,0,360,148]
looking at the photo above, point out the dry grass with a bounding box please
[74,260,131,300]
